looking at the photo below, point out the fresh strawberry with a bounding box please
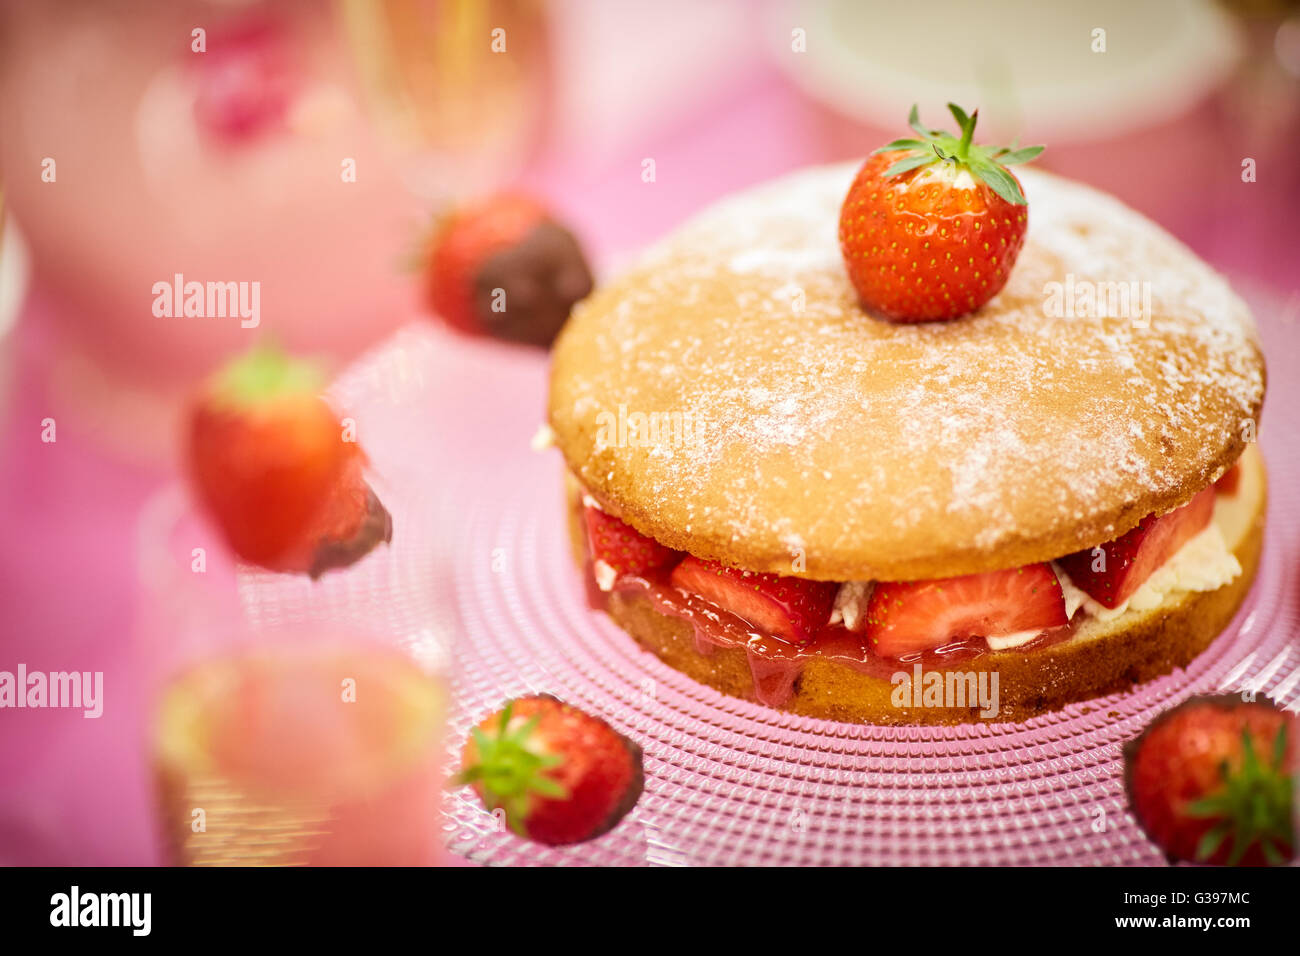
[1056,487,1215,609]
[455,695,644,846]
[187,347,391,577]
[668,556,836,645]
[426,192,593,347]
[583,505,678,578]
[1216,462,1242,495]
[839,103,1044,322]
[1125,696,1295,866]
[863,563,1067,658]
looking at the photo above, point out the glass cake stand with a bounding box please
[231,304,1299,867]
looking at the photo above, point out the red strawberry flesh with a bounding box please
[429,194,547,334]
[668,556,836,645]
[271,456,392,578]
[583,505,679,578]
[863,563,1067,658]
[188,348,354,569]
[1215,463,1241,495]
[1056,486,1216,609]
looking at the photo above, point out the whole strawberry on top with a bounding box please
[455,695,644,846]
[839,104,1044,322]
[187,346,391,578]
[426,192,594,348]
[1125,696,1295,866]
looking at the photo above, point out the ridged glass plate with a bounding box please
[239,302,1300,866]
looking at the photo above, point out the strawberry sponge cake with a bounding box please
[545,148,1265,724]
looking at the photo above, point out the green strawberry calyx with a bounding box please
[873,103,1044,206]
[453,701,569,837]
[210,345,326,408]
[1187,722,1294,866]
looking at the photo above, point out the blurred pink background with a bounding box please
[1,0,1298,864]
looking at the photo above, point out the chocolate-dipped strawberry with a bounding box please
[426,193,593,348]
[186,346,391,578]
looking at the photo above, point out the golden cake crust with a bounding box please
[565,447,1267,724]
[549,165,1266,581]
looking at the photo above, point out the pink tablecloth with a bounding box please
[1,58,1296,865]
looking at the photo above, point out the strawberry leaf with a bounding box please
[1186,722,1296,865]
[529,776,568,798]
[1263,840,1285,866]
[873,137,930,154]
[947,102,970,133]
[1195,821,1232,861]
[970,159,1028,205]
[907,103,933,139]
[883,153,937,178]
[1186,795,1230,818]
[878,103,1042,204]
[210,346,326,408]
[995,145,1046,165]
[454,699,573,830]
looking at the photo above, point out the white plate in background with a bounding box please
[764,0,1243,144]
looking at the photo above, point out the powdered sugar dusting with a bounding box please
[551,163,1265,577]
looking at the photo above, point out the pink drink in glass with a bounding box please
[138,485,449,866]
[153,642,445,866]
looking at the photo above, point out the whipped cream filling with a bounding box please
[1052,519,1240,624]
[985,629,1048,652]
[829,580,871,631]
[593,559,618,592]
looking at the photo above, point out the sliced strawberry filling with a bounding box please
[585,476,1232,658]
[862,563,1068,658]
[583,505,680,578]
[1055,486,1216,609]
[1215,462,1242,496]
[668,556,836,645]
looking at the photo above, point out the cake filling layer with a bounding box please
[1055,520,1240,624]
[574,446,1261,707]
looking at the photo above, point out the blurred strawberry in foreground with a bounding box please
[455,695,644,845]
[839,103,1043,323]
[186,346,391,578]
[1125,696,1295,866]
[426,192,593,348]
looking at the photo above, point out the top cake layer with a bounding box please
[548,164,1265,581]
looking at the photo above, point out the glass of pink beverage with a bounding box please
[137,484,449,866]
[154,642,445,866]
